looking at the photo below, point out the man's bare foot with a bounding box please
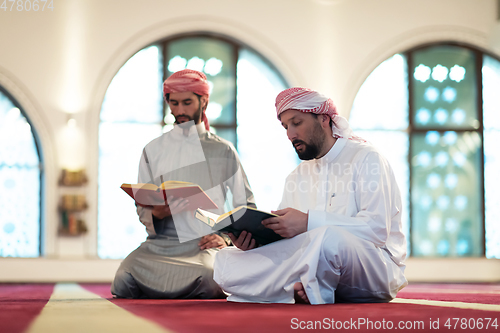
[293,282,310,304]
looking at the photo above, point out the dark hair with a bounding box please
[311,113,334,128]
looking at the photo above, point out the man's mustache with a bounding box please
[292,139,306,147]
[175,115,192,122]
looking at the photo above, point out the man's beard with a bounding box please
[174,104,203,125]
[292,140,320,160]
[292,121,326,160]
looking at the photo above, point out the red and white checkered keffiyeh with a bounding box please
[163,69,210,131]
[275,87,364,142]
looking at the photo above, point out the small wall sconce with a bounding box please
[67,117,77,127]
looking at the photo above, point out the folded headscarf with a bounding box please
[275,87,364,142]
[163,69,210,131]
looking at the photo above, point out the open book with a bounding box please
[195,206,284,246]
[121,181,218,210]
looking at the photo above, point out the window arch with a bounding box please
[0,86,43,257]
[98,34,295,259]
[350,43,500,258]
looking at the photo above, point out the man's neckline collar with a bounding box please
[316,138,347,164]
[172,121,207,137]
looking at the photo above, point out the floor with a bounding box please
[1,283,499,332]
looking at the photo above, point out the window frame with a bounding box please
[0,84,44,257]
[405,42,495,257]
[96,32,292,259]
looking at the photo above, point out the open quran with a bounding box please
[195,206,284,246]
[121,181,218,210]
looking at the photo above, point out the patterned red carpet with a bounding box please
[1,283,499,332]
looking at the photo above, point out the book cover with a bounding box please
[121,181,218,210]
[195,206,284,246]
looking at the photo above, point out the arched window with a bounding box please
[98,34,295,259]
[0,87,43,257]
[350,43,500,258]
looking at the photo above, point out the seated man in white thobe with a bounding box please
[214,87,407,304]
[112,69,255,299]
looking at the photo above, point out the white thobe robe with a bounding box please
[112,122,255,299]
[214,138,408,304]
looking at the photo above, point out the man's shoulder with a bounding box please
[344,139,392,170]
[201,132,238,154]
[344,139,381,160]
[345,138,376,152]
[203,131,234,146]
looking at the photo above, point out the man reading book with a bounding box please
[214,87,408,304]
[112,69,255,299]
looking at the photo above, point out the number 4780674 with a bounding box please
[1,0,54,11]
[444,318,498,330]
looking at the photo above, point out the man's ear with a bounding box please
[321,114,330,128]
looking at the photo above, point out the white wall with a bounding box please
[0,0,498,282]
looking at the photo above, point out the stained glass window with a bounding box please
[412,46,479,130]
[411,131,482,256]
[98,36,292,258]
[410,45,484,257]
[350,44,500,258]
[0,88,42,257]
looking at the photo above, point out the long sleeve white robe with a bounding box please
[214,138,408,304]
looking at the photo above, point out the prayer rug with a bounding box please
[1,283,499,332]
